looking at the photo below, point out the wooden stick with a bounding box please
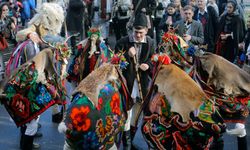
[133,55,143,101]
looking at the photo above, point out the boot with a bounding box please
[20,135,34,150]
[32,142,41,149]
[52,112,63,123]
[237,136,247,150]
[210,136,224,150]
[122,131,131,150]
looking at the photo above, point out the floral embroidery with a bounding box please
[96,97,103,111]
[110,92,121,115]
[36,85,52,104]
[70,106,91,132]
[96,116,114,142]
[11,94,30,119]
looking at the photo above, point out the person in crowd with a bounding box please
[153,1,166,45]
[20,0,36,27]
[245,17,250,59]
[7,0,20,22]
[66,0,86,55]
[188,0,198,11]
[174,5,204,46]
[115,12,156,149]
[0,2,17,44]
[131,0,157,38]
[158,3,182,34]
[193,0,219,52]
[112,0,132,41]
[207,0,219,15]
[92,0,113,44]
[216,0,245,63]
[217,0,227,15]
[173,0,184,17]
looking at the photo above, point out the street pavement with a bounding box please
[0,102,250,150]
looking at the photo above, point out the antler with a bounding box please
[64,33,80,43]
[40,37,56,48]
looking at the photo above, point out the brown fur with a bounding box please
[199,53,250,95]
[155,64,205,122]
[0,48,59,93]
[73,64,119,107]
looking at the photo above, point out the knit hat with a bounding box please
[133,13,148,28]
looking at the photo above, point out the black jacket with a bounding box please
[193,6,219,52]
[66,0,85,33]
[217,12,245,55]
[115,35,155,96]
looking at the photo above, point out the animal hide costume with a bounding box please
[1,43,71,126]
[61,64,129,149]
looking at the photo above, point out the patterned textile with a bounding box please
[67,40,111,83]
[142,96,225,150]
[2,62,67,126]
[65,82,126,149]
[160,32,250,123]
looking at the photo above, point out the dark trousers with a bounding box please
[20,125,34,150]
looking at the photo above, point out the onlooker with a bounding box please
[174,5,204,46]
[207,0,219,15]
[173,0,184,17]
[193,0,219,52]
[153,1,166,44]
[66,0,85,55]
[188,0,198,12]
[0,2,17,44]
[112,0,132,41]
[158,3,182,34]
[132,0,157,38]
[216,0,245,62]
[20,0,36,27]
[92,0,113,44]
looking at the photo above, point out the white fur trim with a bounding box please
[58,122,67,134]
[226,123,246,137]
[109,143,118,150]
[124,109,132,131]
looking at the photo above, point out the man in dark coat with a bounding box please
[115,12,155,149]
[193,0,219,52]
[66,0,85,54]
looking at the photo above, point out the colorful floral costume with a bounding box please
[2,43,70,127]
[64,64,129,149]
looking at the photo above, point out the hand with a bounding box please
[183,34,191,42]
[28,32,42,44]
[139,63,149,71]
[128,46,136,57]
[141,8,146,13]
[220,34,227,40]
[238,42,245,50]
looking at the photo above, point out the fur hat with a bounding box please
[133,13,148,28]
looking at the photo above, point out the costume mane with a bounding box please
[73,64,119,107]
[29,3,64,35]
